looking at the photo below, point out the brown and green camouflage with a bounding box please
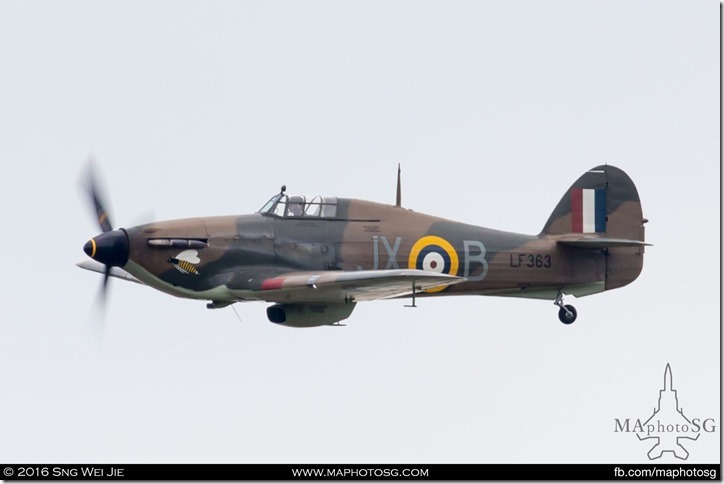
[79,165,648,326]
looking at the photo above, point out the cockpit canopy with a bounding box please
[258,192,339,219]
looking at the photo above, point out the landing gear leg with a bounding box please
[404,282,418,308]
[553,291,577,324]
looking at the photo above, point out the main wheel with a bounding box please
[558,304,577,324]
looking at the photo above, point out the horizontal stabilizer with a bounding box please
[557,237,651,249]
[76,260,144,284]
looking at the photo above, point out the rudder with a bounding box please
[541,165,647,290]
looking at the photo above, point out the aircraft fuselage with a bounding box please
[80,164,646,325]
[122,198,608,303]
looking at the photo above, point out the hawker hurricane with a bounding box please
[79,164,648,327]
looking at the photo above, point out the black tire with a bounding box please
[558,304,577,324]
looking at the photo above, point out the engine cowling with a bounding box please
[266,302,356,328]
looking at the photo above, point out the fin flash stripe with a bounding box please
[571,188,606,233]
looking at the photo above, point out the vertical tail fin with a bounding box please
[541,165,647,290]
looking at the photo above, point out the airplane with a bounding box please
[78,163,649,327]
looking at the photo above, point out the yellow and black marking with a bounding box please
[168,257,200,275]
[408,235,459,293]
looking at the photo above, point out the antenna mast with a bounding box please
[395,164,402,207]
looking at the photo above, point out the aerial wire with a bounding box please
[231,304,243,324]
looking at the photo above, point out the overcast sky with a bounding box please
[0,0,719,465]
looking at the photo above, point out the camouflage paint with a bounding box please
[81,165,648,325]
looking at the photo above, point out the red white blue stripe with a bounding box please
[571,188,606,233]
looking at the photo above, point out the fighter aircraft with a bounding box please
[78,163,648,327]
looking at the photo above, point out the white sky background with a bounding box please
[0,0,719,464]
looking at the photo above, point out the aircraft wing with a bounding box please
[76,260,144,284]
[256,269,467,303]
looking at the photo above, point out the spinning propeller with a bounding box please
[81,161,130,308]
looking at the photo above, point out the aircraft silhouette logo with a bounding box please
[636,364,699,460]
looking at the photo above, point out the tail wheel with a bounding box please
[558,304,577,324]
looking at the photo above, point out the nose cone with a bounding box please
[83,229,130,267]
[83,239,95,258]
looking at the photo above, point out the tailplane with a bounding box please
[541,165,648,290]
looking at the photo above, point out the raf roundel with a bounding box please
[408,236,460,293]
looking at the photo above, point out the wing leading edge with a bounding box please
[76,260,144,284]
[257,269,467,303]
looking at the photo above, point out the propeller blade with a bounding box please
[83,158,114,233]
[94,265,111,311]
[89,266,111,341]
[102,264,112,293]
